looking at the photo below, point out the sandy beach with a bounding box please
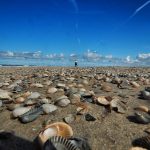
[0,66,150,150]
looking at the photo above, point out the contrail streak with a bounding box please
[128,0,150,20]
[68,0,78,13]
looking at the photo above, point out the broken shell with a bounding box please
[38,122,73,145]
[134,106,149,113]
[97,96,110,106]
[22,91,31,98]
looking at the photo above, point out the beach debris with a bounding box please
[38,122,73,145]
[42,104,57,114]
[64,114,76,124]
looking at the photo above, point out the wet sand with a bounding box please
[0,66,150,150]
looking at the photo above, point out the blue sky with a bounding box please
[0,0,150,58]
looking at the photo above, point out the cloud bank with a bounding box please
[0,50,149,66]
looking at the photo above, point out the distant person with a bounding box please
[75,60,78,67]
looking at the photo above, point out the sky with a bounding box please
[0,0,150,65]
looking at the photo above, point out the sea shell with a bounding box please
[55,99,70,107]
[130,81,140,88]
[47,87,57,94]
[0,100,2,107]
[42,104,57,114]
[12,107,31,118]
[14,97,25,103]
[132,135,150,149]
[101,84,112,92]
[57,83,66,88]
[134,111,150,124]
[27,92,41,99]
[110,97,126,114]
[69,137,92,150]
[43,136,78,150]
[38,122,73,145]
[64,114,76,124]
[134,106,149,113]
[129,147,147,150]
[19,106,43,123]
[30,83,43,88]
[69,93,80,104]
[0,89,12,100]
[141,91,150,100]
[97,96,110,106]
[22,91,31,98]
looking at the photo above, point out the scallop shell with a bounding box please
[38,122,73,145]
[134,106,149,113]
[43,136,79,150]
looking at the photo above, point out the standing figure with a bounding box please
[75,60,78,67]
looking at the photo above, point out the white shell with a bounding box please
[47,87,57,94]
[28,92,41,99]
[55,99,70,107]
[42,104,58,114]
[0,89,12,100]
[12,107,31,118]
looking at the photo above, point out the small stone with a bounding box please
[84,113,96,121]
[55,98,70,107]
[0,89,12,100]
[31,83,43,88]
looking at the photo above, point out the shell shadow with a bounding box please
[0,131,39,150]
